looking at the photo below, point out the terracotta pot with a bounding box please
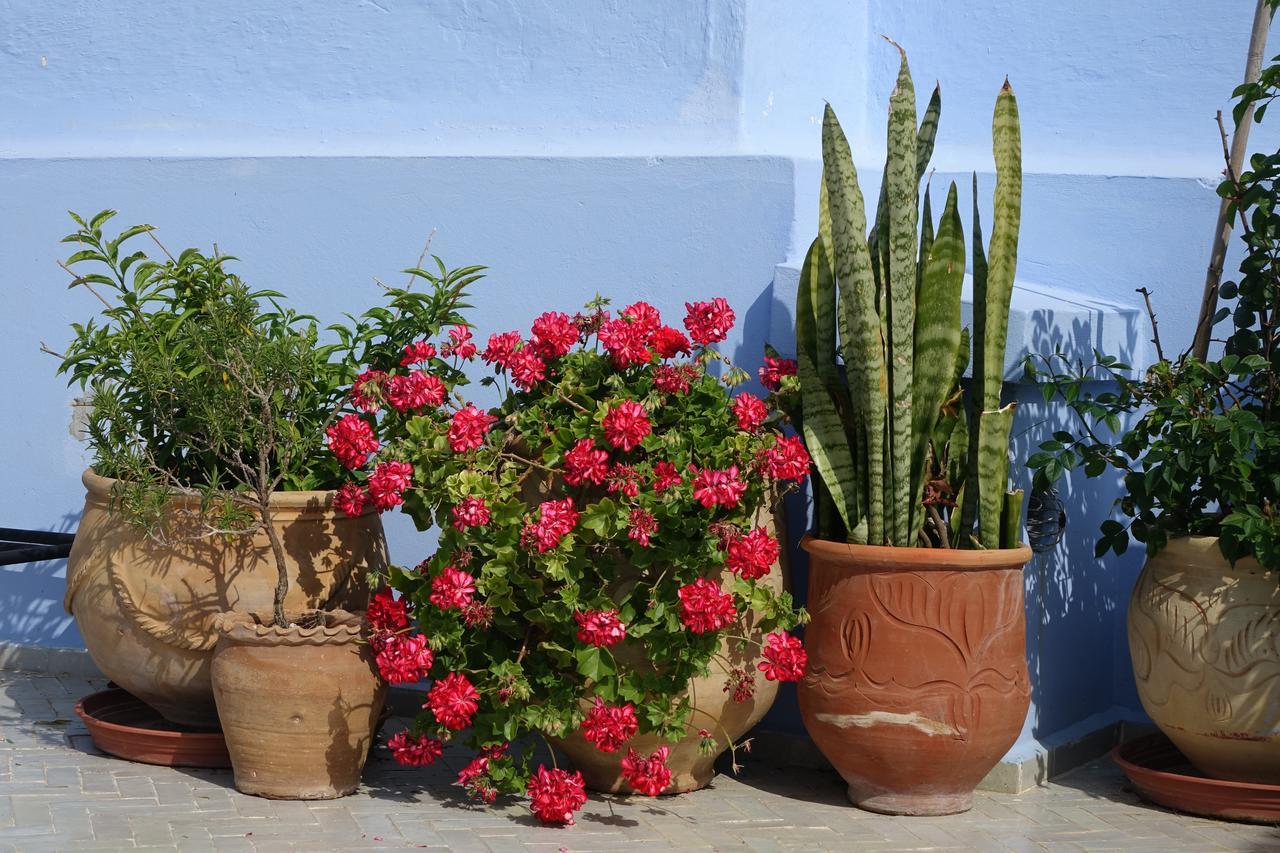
[552,529,785,794]
[1128,535,1280,783]
[797,535,1031,816]
[65,470,383,728]
[211,609,386,799]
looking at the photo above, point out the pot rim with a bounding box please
[800,533,1031,572]
[81,468,373,518]
[213,609,367,646]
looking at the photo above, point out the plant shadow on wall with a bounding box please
[1015,305,1147,739]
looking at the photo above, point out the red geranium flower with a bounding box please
[732,392,768,432]
[649,325,690,358]
[442,325,477,359]
[758,435,811,482]
[653,363,698,395]
[758,631,808,682]
[385,370,446,413]
[368,460,414,511]
[725,527,779,580]
[627,508,657,547]
[451,496,491,531]
[758,355,798,390]
[448,405,498,453]
[690,465,747,509]
[683,297,735,346]
[621,746,672,796]
[507,348,547,391]
[482,331,522,368]
[677,578,737,634]
[426,672,480,730]
[400,340,438,367]
[367,587,409,632]
[598,317,652,368]
[620,301,662,334]
[334,482,368,518]
[573,609,626,647]
[520,498,579,552]
[429,566,476,610]
[373,632,433,685]
[327,414,379,470]
[529,311,579,360]
[526,765,587,825]
[387,730,443,766]
[350,369,386,413]
[602,400,651,451]
[562,438,610,486]
[580,697,639,753]
[607,464,640,498]
[651,461,683,492]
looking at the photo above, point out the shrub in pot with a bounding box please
[338,295,809,824]
[52,212,386,727]
[778,43,1029,816]
[1026,56,1280,784]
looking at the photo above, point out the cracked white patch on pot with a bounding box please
[814,711,958,737]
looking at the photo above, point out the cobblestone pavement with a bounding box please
[1,670,1278,852]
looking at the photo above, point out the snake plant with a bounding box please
[793,43,1023,549]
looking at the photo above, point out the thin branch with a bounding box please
[1135,287,1167,363]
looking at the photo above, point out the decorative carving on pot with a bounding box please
[1127,535,1280,784]
[65,470,383,728]
[798,536,1031,816]
[211,609,386,799]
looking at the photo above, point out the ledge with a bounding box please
[769,261,1149,380]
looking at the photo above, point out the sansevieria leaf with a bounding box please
[823,104,887,544]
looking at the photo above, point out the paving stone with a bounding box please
[4,669,1280,852]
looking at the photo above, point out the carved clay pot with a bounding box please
[65,470,383,728]
[1128,535,1280,783]
[211,610,386,799]
[551,527,784,794]
[797,536,1031,816]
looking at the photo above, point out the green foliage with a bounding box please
[354,298,807,799]
[787,45,1024,548]
[1026,60,1280,568]
[54,210,479,622]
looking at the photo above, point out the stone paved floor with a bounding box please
[1,670,1278,852]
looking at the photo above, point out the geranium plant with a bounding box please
[334,295,809,823]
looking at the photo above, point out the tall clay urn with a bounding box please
[65,470,384,728]
[797,536,1031,816]
[1128,535,1280,783]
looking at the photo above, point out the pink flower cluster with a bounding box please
[677,578,737,633]
[520,498,579,552]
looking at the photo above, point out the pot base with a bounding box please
[75,688,231,768]
[849,787,972,816]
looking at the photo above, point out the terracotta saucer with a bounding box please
[1113,732,1280,824]
[75,688,231,768]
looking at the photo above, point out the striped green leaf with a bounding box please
[982,80,1022,412]
[1002,488,1025,550]
[822,104,887,545]
[884,45,918,546]
[977,403,1016,548]
[909,181,965,540]
[958,172,989,545]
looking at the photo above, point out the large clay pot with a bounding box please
[65,470,384,728]
[1128,535,1280,783]
[551,538,784,794]
[211,609,386,799]
[798,536,1031,816]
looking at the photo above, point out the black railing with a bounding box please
[0,528,75,566]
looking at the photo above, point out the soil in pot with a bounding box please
[211,609,386,799]
[797,535,1031,816]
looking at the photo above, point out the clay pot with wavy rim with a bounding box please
[550,515,785,794]
[1128,535,1280,783]
[211,609,386,799]
[65,470,383,728]
[797,536,1031,816]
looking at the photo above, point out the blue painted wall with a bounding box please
[3,0,1271,761]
